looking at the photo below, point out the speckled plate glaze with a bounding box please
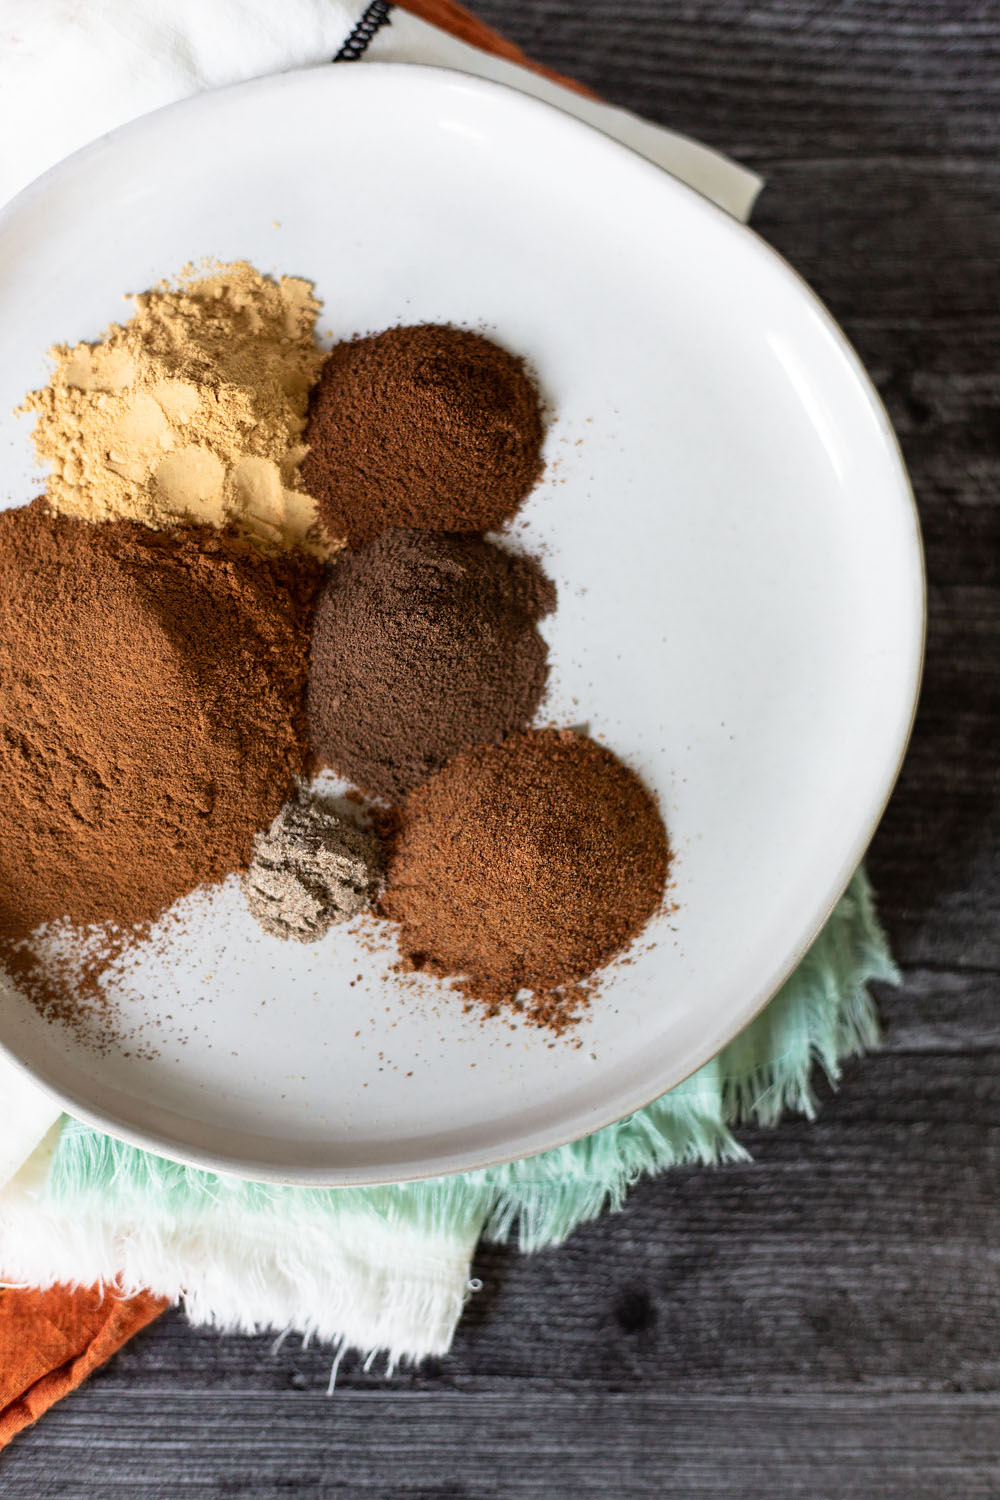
[0,65,924,1183]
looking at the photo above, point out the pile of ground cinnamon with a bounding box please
[301,324,545,544]
[380,729,669,1028]
[22,263,336,556]
[0,499,322,946]
[308,529,555,800]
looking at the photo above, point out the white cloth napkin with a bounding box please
[0,0,761,215]
[0,0,761,1360]
[0,1067,62,1189]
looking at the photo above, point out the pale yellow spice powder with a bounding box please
[22,262,339,557]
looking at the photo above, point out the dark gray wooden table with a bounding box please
[4,2,998,1495]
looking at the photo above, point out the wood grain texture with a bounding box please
[3,2,999,1494]
[5,1393,1000,1498]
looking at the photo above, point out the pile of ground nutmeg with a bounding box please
[301,324,545,544]
[379,729,669,1030]
[0,499,322,946]
[308,529,556,800]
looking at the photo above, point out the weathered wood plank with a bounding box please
[880,967,1000,1050]
[472,0,1000,162]
[5,1392,1000,1498]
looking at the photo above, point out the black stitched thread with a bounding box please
[334,0,394,61]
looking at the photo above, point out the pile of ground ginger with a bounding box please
[23,262,338,557]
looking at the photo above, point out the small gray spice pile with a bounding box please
[243,796,383,942]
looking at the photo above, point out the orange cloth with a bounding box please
[0,0,586,1448]
[0,1285,168,1445]
[398,0,594,95]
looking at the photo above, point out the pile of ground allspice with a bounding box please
[1,269,669,1040]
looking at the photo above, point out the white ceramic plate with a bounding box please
[0,65,923,1184]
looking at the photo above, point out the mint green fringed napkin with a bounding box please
[0,868,895,1365]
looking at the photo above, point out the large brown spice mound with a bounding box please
[308,529,555,801]
[0,500,322,944]
[301,324,545,544]
[380,729,669,1027]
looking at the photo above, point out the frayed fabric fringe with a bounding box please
[0,868,896,1365]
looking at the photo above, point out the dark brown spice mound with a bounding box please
[0,499,323,946]
[379,729,669,1029]
[301,324,545,544]
[308,529,556,801]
